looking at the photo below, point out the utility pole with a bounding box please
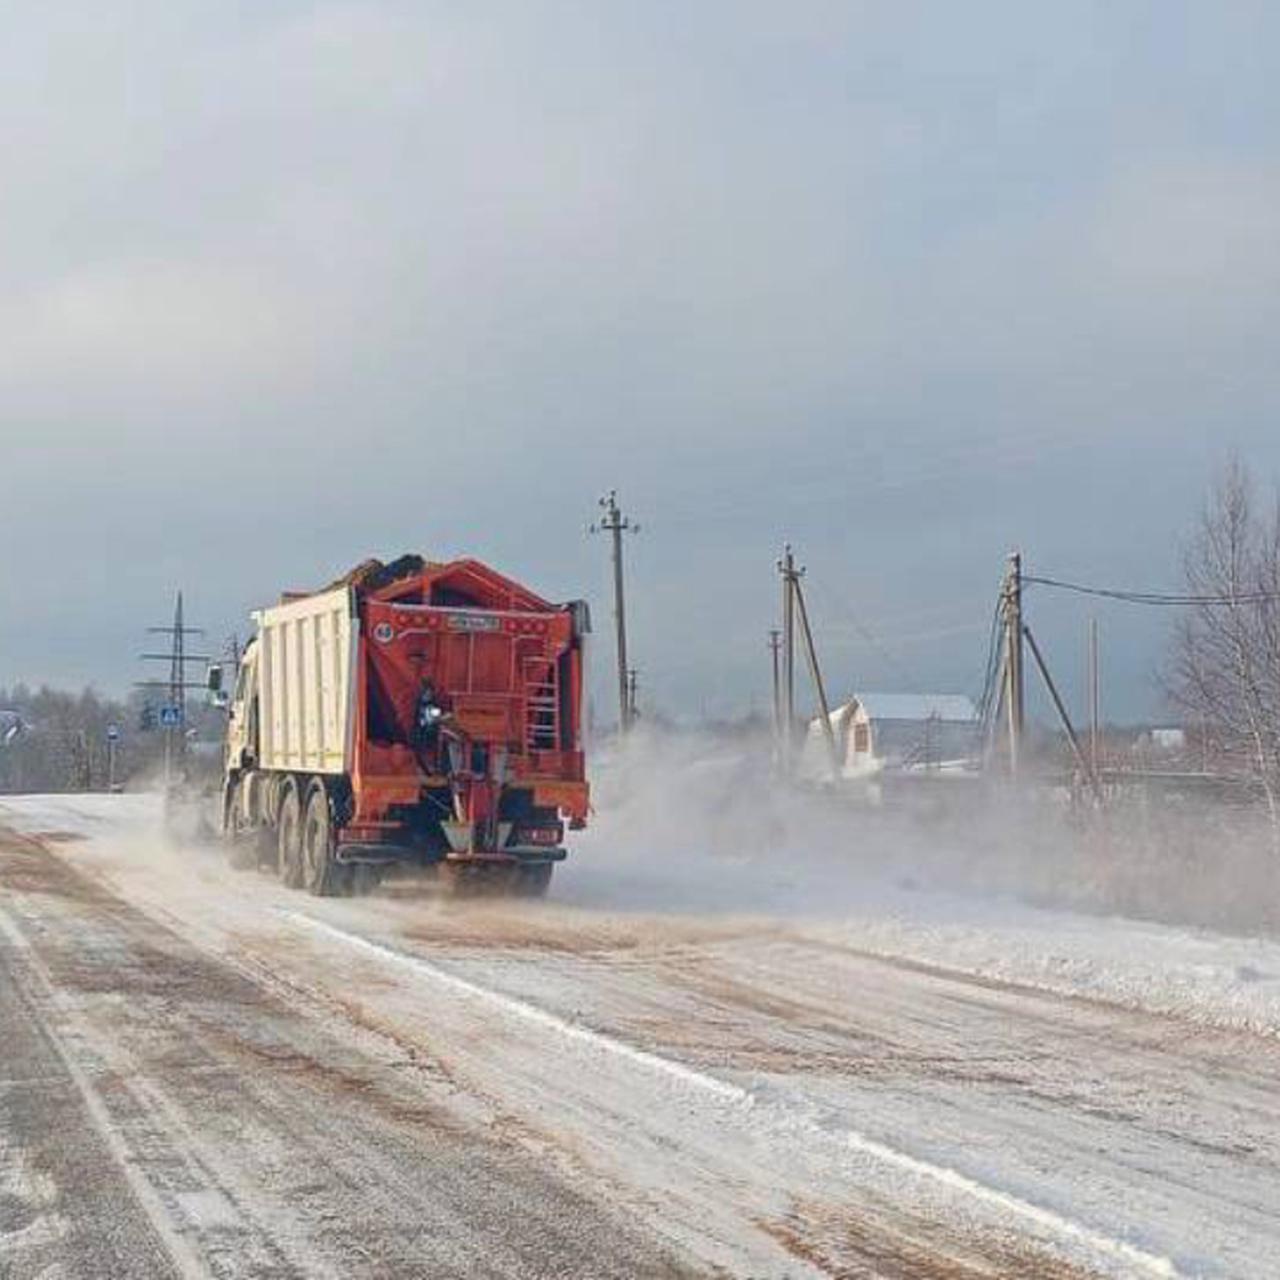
[768,629,782,756]
[626,668,639,725]
[1002,551,1025,776]
[1088,617,1101,779]
[776,546,840,781]
[591,491,638,735]
[137,591,208,791]
[777,545,799,771]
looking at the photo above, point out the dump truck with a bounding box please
[217,555,590,896]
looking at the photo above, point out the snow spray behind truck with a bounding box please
[217,556,590,896]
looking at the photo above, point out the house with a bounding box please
[1137,727,1186,754]
[804,692,981,778]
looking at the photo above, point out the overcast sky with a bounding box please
[3,2,1279,723]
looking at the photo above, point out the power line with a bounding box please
[843,617,924,688]
[1023,573,1280,607]
[975,594,1004,725]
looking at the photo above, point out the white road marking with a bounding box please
[281,909,749,1104]
[835,1129,1178,1277]
[286,908,1182,1279]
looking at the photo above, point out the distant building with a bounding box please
[1138,727,1186,753]
[804,692,981,779]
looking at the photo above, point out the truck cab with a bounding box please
[223,641,259,776]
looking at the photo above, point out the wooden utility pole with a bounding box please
[768,629,782,753]
[626,667,639,724]
[591,491,638,734]
[777,546,799,771]
[1002,552,1025,775]
[776,546,839,781]
[1088,617,1101,778]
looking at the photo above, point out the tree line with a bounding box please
[0,684,215,794]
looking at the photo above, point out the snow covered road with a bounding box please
[2,794,1279,1277]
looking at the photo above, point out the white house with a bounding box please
[803,692,980,779]
[1137,727,1186,754]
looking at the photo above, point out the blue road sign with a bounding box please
[106,723,121,741]
[158,704,182,728]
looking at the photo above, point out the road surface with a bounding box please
[1,795,1277,1278]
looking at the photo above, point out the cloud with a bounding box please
[1,3,1279,720]
[1,258,322,409]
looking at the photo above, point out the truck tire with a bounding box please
[301,781,345,897]
[224,780,258,871]
[278,783,304,889]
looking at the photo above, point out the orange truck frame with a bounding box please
[218,556,589,896]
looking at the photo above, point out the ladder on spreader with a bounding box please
[523,657,559,752]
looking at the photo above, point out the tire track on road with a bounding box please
[287,909,1178,1279]
[0,828,710,1280]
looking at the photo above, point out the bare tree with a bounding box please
[0,683,165,794]
[1169,460,1280,843]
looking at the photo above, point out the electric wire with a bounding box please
[846,618,924,689]
[974,594,1005,734]
[1022,574,1280,607]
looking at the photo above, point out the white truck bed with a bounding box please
[256,586,356,775]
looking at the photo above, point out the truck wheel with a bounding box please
[278,784,304,888]
[301,782,344,897]
[224,781,258,871]
[512,863,553,898]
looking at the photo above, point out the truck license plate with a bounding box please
[447,613,501,632]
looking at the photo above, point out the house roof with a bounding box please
[852,693,978,724]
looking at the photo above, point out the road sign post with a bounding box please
[105,723,120,792]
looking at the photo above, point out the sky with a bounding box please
[2,2,1279,724]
